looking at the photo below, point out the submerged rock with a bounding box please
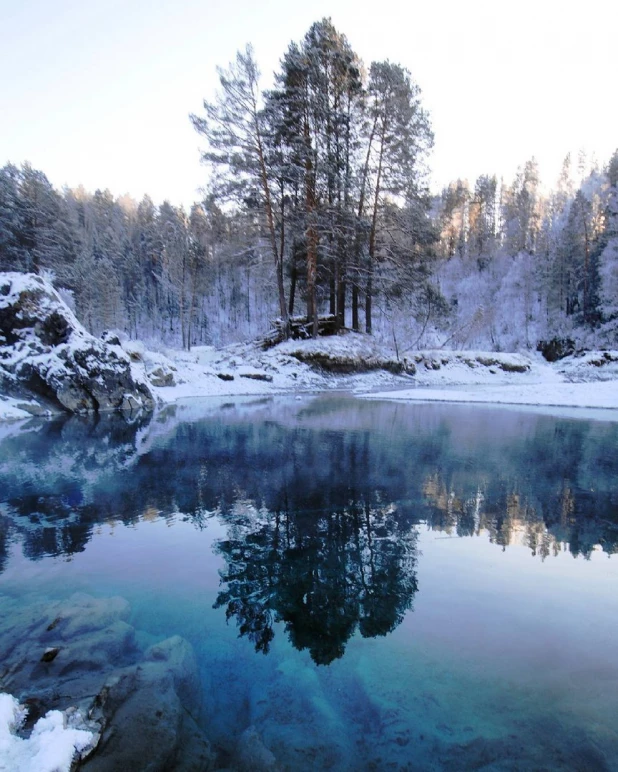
[0,592,214,771]
[234,726,279,771]
[0,272,154,415]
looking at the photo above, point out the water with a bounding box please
[1,395,618,770]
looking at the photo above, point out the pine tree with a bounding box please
[191,46,289,333]
[598,150,618,326]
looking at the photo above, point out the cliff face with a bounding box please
[0,272,154,414]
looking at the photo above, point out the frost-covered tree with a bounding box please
[502,158,541,255]
[0,165,24,270]
[271,19,364,335]
[359,60,434,333]
[191,45,289,332]
[598,151,618,334]
[468,175,498,268]
[437,180,470,260]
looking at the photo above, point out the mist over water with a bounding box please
[1,396,617,769]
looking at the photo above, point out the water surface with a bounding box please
[1,396,617,770]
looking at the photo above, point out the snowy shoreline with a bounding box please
[360,380,618,414]
[2,334,618,423]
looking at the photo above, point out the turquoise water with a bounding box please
[1,396,618,770]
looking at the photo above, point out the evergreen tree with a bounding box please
[191,46,289,332]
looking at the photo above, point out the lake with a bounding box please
[1,396,617,770]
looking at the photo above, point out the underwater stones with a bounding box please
[50,593,131,638]
[144,635,201,715]
[83,636,213,771]
[0,272,154,415]
[234,726,279,771]
[0,594,137,708]
[40,647,60,663]
[0,592,213,770]
[82,667,183,772]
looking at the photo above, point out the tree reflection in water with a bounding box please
[214,497,418,664]
[1,397,617,664]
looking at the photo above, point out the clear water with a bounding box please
[1,395,618,770]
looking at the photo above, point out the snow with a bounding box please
[359,348,618,414]
[149,339,618,417]
[1,299,618,419]
[0,396,38,422]
[362,381,618,412]
[0,693,95,772]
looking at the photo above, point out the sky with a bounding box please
[1,0,616,207]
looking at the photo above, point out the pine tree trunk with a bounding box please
[254,112,289,336]
[337,275,345,330]
[289,259,297,317]
[352,283,359,331]
[330,270,336,317]
[366,128,385,337]
[305,118,318,338]
[365,271,373,334]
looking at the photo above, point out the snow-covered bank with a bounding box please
[0,396,41,422]
[1,323,618,420]
[358,347,618,414]
[149,339,618,415]
[361,380,618,412]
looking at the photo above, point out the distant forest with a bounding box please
[1,19,617,351]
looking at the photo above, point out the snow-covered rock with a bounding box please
[0,273,154,414]
[557,350,618,382]
[276,334,416,374]
[0,693,96,772]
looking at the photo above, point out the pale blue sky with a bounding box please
[1,0,616,206]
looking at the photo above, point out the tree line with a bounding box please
[0,18,616,351]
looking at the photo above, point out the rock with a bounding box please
[217,373,235,381]
[0,593,214,771]
[83,635,213,771]
[101,331,122,347]
[234,726,279,771]
[41,647,60,662]
[498,361,530,373]
[144,635,201,714]
[82,666,183,771]
[537,337,576,362]
[0,272,154,415]
[239,372,273,382]
[148,365,175,387]
[288,348,410,375]
[15,400,50,416]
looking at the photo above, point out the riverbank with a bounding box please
[1,333,617,421]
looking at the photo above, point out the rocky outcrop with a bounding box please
[278,336,416,375]
[0,593,214,771]
[0,272,154,414]
[537,337,576,362]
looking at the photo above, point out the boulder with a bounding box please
[234,726,279,771]
[537,337,576,362]
[0,272,154,415]
[148,365,176,387]
[0,593,215,771]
